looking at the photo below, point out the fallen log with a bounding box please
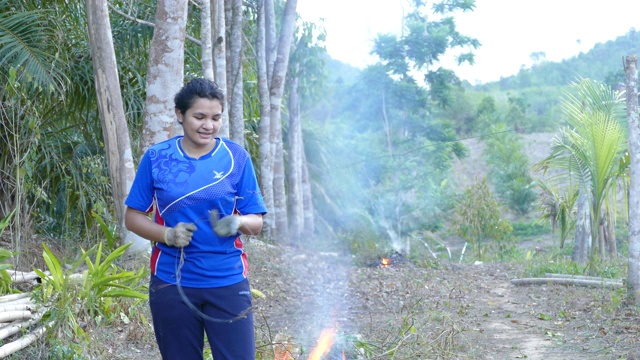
[510,277,623,288]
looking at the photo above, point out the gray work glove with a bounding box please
[164,222,197,247]
[210,210,242,237]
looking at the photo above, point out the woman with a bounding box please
[124,78,267,360]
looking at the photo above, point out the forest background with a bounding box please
[1,0,640,358]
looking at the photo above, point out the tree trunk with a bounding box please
[625,55,640,305]
[211,0,229,136]
[227,0,244,146]
[269,0,298,242]
[603,209,616,258]
[264,0,277,82]
[256,0,274,238]
[200,0,214,80]
[286,70,303,241]
[301,147,315,234]
[572,190,591,263]
[141,0,188,153]
[85,0,148,252]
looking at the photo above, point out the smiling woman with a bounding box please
[124,78,268,360]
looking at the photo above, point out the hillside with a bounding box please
[452,132,556,189]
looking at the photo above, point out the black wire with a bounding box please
[174,248,254,324]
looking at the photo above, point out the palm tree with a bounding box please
[535,78,627,271]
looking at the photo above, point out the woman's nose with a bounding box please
[203,119,215,128]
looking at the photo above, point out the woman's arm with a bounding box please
[124,207,168,243]
[238,214,263,236]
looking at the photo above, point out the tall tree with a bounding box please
[141,0,189,153]
[226,0,244,145]
[211,0,229,135]
[256,0,275,238]
[200,0,214,80]
[286,68,304,240]
[85,0,147,252]
[269,0,298,241]
[625,55,640,304]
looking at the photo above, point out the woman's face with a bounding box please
[176,97,223,151]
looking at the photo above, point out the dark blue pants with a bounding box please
[149,275,255,360]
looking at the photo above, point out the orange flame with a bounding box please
[380,257,391,268]
[307,327,336,360]
[274,343,295,360]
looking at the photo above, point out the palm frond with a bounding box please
[0,1,64,91]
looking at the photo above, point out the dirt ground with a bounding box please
[244,239,640,360]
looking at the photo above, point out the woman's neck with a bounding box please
[180,138,217,159]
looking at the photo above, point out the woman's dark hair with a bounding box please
[174,78,225,114]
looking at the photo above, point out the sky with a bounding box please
[296,0,640,84]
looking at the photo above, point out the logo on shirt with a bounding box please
[213,170,224,179]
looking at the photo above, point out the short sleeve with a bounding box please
[235,156,267,215]
[124,152,155,213]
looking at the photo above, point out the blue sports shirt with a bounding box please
[125,136,267,288]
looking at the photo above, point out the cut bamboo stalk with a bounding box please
[544,273,623,283]
[0,321,52,358]
[0,311,31,323]
[0,304,35,313]
[0,298,33,307]
[7,270,49,283]
[0,312,44,340]
[0,294,30,303]
[511,277,623,288]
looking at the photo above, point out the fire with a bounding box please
[307,327,336,360]
[380,257,391,268]
[274,343,295,360]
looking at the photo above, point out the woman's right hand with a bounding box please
[164,223,197,247]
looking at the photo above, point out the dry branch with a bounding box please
[511,277,623,288]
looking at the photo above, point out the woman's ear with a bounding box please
[175,108,183,124]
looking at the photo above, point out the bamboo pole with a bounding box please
[0,312,44,340]
[544,273,623,283]
[0,304,35,313]
[511,277,623,288]
[0,294,30,303]
[0,311,31,323]
[0,297,32,308]
[7,270,49,283]
[0,322,52,358]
